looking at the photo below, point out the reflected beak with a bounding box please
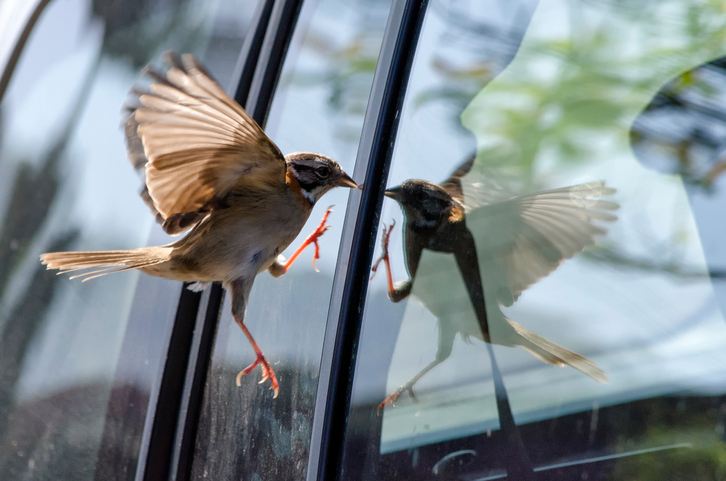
[335,172,358,189]
[384,186,401,199]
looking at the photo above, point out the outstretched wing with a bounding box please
[124,52,286,234]
[439,156,474,206]
[439,155,515,211]
[466,181,619,306]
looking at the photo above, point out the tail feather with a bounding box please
[41,247,172,281]
[508,318,608,383]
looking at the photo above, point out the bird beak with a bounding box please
[335,172,358,189]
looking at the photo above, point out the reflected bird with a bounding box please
[374,158,617,410]
[39,53,359,397]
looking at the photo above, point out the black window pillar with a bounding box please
[306,0,429,480]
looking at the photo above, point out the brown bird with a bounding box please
[40,53,358,398]
[373,158,616,411]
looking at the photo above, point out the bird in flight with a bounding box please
[373,158,617,411]
[40,53,358,398]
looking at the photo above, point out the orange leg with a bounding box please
[280,206,334,273]
[371,220,397,298]
[234,316,279,398]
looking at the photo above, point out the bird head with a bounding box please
[384,180,458,227]
[285,152,358,204]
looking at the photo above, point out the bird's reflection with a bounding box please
[374,158,618,410]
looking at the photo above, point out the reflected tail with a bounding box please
[508,318,608,383]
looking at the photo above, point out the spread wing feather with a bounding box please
[125,52,285,234]
[466,181,618,306]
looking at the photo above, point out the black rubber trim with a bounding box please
[314,1,429,479]
[166,284,224,481]
[140,285,202,481]
[246,0,306,125]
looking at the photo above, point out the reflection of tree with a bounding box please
[92,0,204,68]
[444,0,726,288]
[462,1,726,177]
[0,96,89,476]
[413,0,726,190]
[0,147,71,295]
[289,32,380,143]
[412,0,539,135]
[632,57,726,190]
[286,1,392,145]
[0,55,86,471]
[0,232,77,438]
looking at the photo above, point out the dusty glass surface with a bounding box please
[0,0,258,479]
[343,0,726,478]
[189,0,392,480]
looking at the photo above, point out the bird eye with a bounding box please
[316,165,330,177]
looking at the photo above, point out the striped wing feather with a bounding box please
[467,182,618,306]
[132,53,286,228]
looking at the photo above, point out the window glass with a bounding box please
[0,0,258,479]
[189,0,392,479]
[343,0,726,478]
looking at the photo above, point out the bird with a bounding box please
[372,157,618,411]
[39,53,359,398]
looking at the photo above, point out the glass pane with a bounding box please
[0,0,258,479]
[343,0,726,478]
[189,0,392,479]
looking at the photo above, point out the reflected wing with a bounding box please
[124,52,286,234]
[467,182,618,306]
[439,156,474,205]
[439,155,514,211]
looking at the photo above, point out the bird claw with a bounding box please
[377,391,400,415]
[377,380,416,415]
[308,206,334,272]
[371,220,395,280]
[237,353,280,399]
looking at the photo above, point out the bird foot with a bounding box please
[371,220,395,280]
[306,206,333,272]
[377,383,417,415]
[237,353,280,398]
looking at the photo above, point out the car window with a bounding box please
[341,0,726,478]
[0,1,259,479]
[188,0,393,479]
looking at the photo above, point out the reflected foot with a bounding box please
[371,220,395,280]
[377,383,417,415]
[236,353,280,399]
